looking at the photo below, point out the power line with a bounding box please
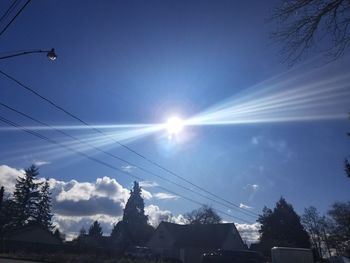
[0,114,253,224]
[0,69,260,218]
[0,70,259,216]
[0,0,21,26]
[0,100,258,219]
[0,0,31,38]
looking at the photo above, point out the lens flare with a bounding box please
[166,117,184,135]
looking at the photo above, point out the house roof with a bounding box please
[5,222,61,245]
[160,222,239,248]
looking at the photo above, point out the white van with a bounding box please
[271,247,313,263]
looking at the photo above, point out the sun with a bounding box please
[166,116,184,135]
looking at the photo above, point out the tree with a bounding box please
[123,181,148,226]
[327,201,350,255]
[12,165,41,227]
[36,179,53,230]
[88,220,103,239]
[302,206,331,259]
[112,181,154,246]
[345,127,350,179]
[271,0,350,63]
[184,205,222,224]
[0,187,15,235]
[257,197,310,256]
[0,186,4,212]
[53,228,65,242]
[345,159,350,178]
[79,226,86,237]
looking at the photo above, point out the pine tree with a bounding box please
[53,228,64,242]
[36,179,53,230]
[117,181,154,246]
[0,186,4,212]
[79,226,86,237]
[13,165,41,227]
[88,220,103,239]
[257,197,310,256]
[123,181,148,226]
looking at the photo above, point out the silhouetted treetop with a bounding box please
[185,204,222,224]
[88,220,103,238]
[13,164,41,227]
[122,181,148,226]
[257,197,310,256]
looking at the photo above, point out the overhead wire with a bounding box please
[0,69,260,218]
[0,100,258,219]
[0,0,31,38]
[0,114,254,224]
[0,0,21,26]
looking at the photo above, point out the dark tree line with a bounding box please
[256,197,350,259]
[0,165,55,236]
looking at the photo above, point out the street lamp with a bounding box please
[0,48,57,61]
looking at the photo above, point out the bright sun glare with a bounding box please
[166,116,184,135]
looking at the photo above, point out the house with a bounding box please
[4,223,62,252]
[148,222,245,263]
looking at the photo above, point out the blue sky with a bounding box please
[0,0,349,240]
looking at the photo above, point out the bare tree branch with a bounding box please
[271,0,350,64]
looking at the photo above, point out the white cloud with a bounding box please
[33,160,51,167]
[141,188,153,200]
[121,165,136,173]
[0,165,24,193]
[54,176,129,204]
[251,136,262,145]
[153,192,179,200]
[239,203,253,209]
[145,204,186,227]
[235,222,261,243]
[268,139,287,153]
[139,181,159,188]
[246,184,259,192]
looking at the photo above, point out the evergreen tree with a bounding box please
[13,165,41,227]
[79,226,86,237]
[0,186,4,212]
[257,197,310,256]
[113,181,154,246]
[123,181,148,226]
[53,228,65,242]
[36,179,53,230]
[88,220,103,238]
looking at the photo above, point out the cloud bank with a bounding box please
[0,164,184,240]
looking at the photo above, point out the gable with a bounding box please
[154,222,243,249]
[148,222,175,249]
[7,226,61,245]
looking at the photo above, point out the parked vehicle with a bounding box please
[271,247,313,263]
[124,246,155,259]
[202,249,265,263]
[329,256,350,263]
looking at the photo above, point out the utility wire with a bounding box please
[0,0,31,38]
[0,69,260,217]
[0,100,258,219]
[0,0,21,26]
[0,114,253,224]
